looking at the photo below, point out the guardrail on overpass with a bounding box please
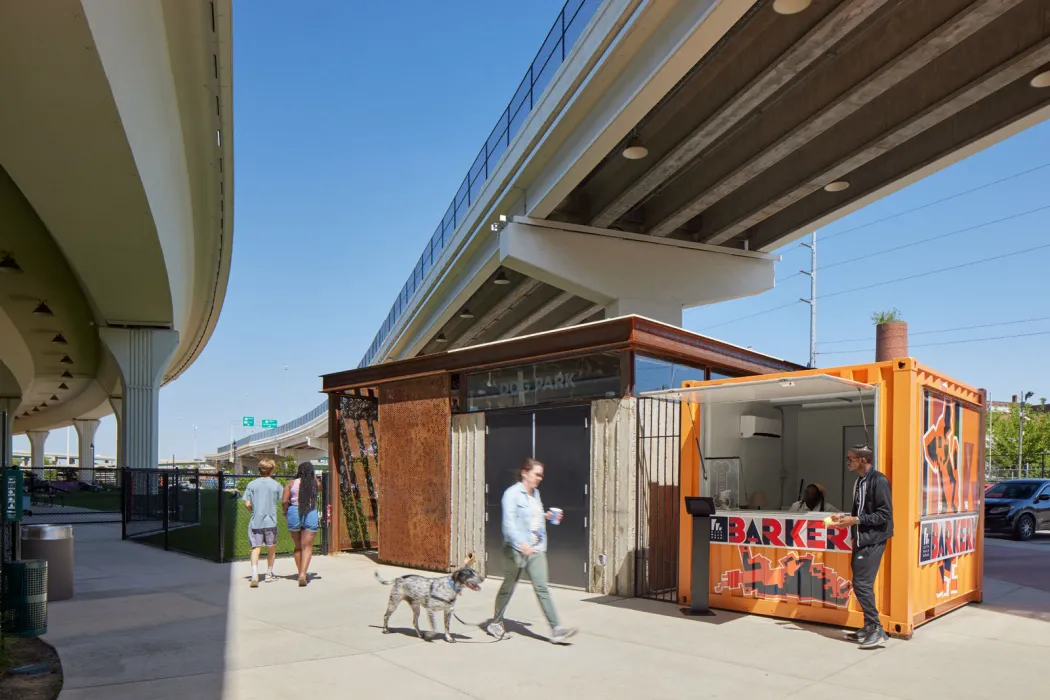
[358,0,602,369]
[216,400,327,453]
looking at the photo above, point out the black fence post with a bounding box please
[162,472,169,551]
[217,471,225,563]
[120,468,127,540]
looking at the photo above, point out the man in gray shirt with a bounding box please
[243,459,283,588]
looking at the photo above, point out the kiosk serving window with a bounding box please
[464,352,621,412]
[645,375,878,512]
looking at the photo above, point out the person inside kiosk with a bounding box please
[787,483,839,513]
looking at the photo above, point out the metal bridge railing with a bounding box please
[216,400,328,454]
[358,0,602,369]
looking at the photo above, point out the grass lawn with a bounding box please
[48,488,121,512]
[139,489,323,561]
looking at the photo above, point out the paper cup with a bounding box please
[550,508,563,525]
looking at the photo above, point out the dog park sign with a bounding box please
[2,469,23,523]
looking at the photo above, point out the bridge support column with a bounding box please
[603,298,682,327]
[73,418,101,483]
[100,328,179,469]
[108,396,123,468]
[0,396,17,468]
[27,429,49,477]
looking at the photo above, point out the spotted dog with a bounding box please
[376,554,483,642]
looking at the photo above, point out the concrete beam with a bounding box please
[556,305,604,330]
[448,278,543,350]
[498,291,575,340]
[499,217,776,314]
[658,0,1023,244]
[592,0,891,229]
[699,35,1050,245]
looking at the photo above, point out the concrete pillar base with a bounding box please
[27,429,49,477]
[73,418,101,482]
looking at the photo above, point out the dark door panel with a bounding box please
[534,405,591,589]
[484,410,533,572]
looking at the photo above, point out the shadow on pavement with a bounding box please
[581,594,745,625]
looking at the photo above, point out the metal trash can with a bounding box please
[21,524,74,601]
[1,559,48,636]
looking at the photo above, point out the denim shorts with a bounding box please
[287,505,318,532]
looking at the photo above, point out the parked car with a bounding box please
[984,479,1050,540]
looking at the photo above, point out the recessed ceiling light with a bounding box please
[493,270,510,285]
[58,383,69,390]
[32,407,39,413]
[824,181,850,192]
[773,0,812,15]
[622,136,649,160]
[52,333,67,345]
[49,395,59,402]
[22,412,31,417]
[0,251,22,274]
[60,355,74,364]
[1031,70,1050,88]
[459,308,474,319]
[61,371,73,379]
[33,301,54,316]
[435,332,448,343]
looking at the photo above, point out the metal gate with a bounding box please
[635,397,681,602]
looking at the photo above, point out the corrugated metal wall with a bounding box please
[377,375,452,571]
[449,412,486,575]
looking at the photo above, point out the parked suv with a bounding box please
[984,479,1050,540]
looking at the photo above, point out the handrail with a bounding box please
[357,0,602,368]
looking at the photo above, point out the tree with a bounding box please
[988,402,1050,460]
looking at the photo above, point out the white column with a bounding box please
[603,298,683,327]
[99,328,179,469]
[1,397,18,467]
[73,418,101,483]
[27,429,49,477]
[109,396,124,468]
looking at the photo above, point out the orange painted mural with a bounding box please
[920,391,982,605]
[714,546,854,609]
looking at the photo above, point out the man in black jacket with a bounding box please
[832,444,893,649]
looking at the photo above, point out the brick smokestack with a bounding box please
[875,321,908,362]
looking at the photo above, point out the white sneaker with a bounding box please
[266,572,277,582]
[486,622,505,639]
[249,573,258,588]
[550,626,577,644]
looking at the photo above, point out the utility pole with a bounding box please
[800,232,817,368]
[1018,390,1033,478]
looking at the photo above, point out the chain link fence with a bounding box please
[124,470,329,563]
[986,453,1050,484]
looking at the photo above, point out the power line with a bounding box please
[775,203,1050,283]
[819,330,1050,356]
[819,160,1050,242]
[701,301,802,331]
[820,315,1050,345]
[704,242,1050,330]
[821,204,1050,272]
[822,243,1050,299]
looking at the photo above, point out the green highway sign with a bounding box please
[242,416,255,427]
[262,419,278,429]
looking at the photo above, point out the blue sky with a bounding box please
[15,0,1050,459]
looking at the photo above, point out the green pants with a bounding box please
[493,545,559,628]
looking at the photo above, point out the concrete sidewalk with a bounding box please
[47,526,1049,700]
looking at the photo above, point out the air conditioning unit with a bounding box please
[740,415,782,439]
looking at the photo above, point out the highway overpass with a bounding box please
[1,0,234,474]
[216,0,1050,458]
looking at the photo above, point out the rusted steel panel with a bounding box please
[378,374,452,571]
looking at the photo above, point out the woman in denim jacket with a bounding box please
[486,458,577,644]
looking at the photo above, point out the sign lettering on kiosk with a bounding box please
[710,513,852,552]
[919,514,978,565]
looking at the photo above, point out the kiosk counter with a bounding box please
[658,358,985,638]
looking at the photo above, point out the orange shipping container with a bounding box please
[667,358,984,638]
